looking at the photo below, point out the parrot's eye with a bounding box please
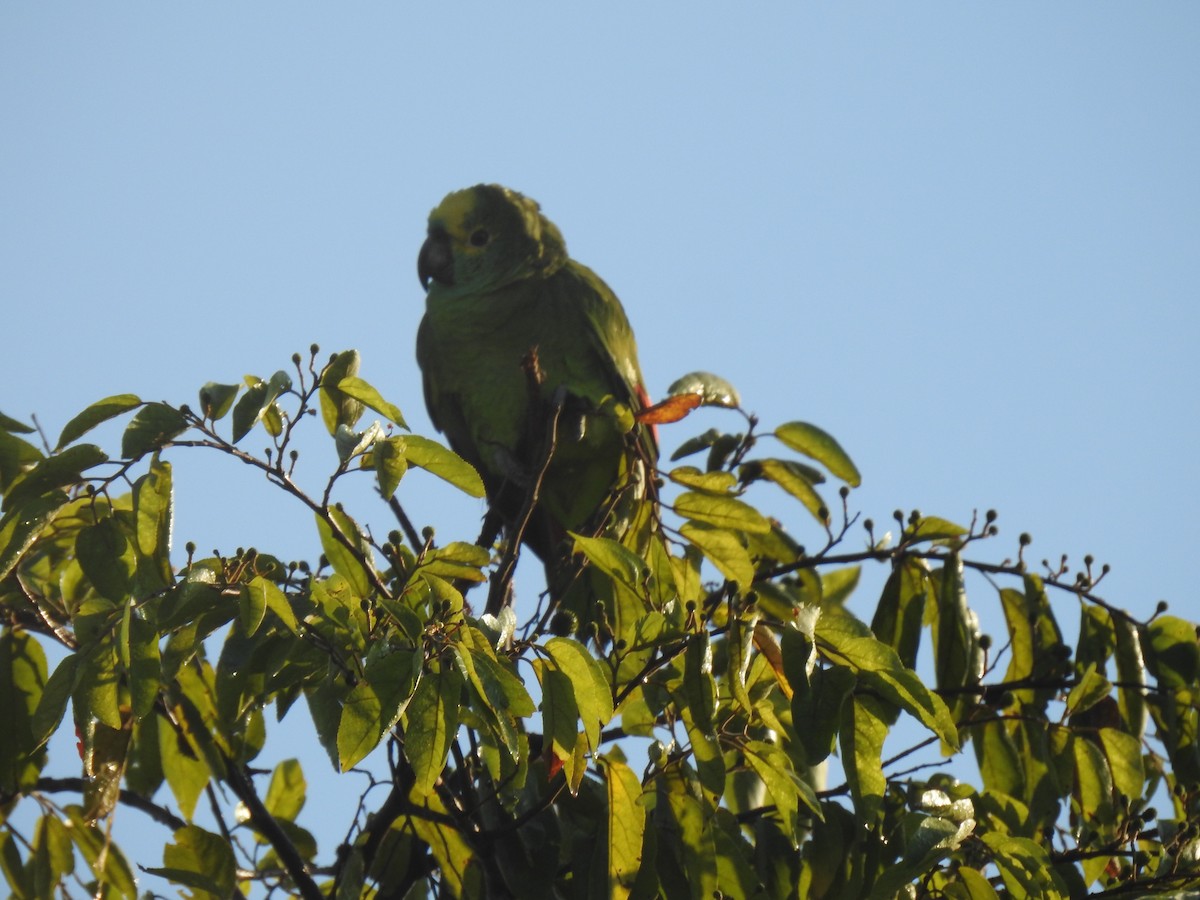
[469,228,490,247]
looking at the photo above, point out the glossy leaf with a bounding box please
[197,381,240,421]
[744,457,828,522]
[546,636,613,748]
[230,372,290,444]
[336,374,407,428]
[2,443,107,511]
[56,393,142,449]
[0,630,47,793]
[406,665,463,796]
[401,433,485,497]
[870,556,929,669]
[665,370,741,408]
[122,402,188,458]
[774,421,861,487]
[679,521,754,587]
[338,679,382,771]
[150,825,237,900]
[315,507,375,599]
[373,434,408,498]
[0,489,69,581]
[674,490,771,534]
[318,349,365,434]
[600,755,646,898]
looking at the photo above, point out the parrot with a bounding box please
[415,184,658,622]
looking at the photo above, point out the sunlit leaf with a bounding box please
[773,421,861,487]
[336,375,407,428]
[2,443,107,511]
[402,434,485,497]
[675,491,770,534]
[599,755,646,898]
[405,665,463,796]
[197,382,239,422]
[318,350,365,434]
[122,403,188,458]
[56,394,142,449]
[665,370,741,408]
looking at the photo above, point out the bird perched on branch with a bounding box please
[416,184,658,621]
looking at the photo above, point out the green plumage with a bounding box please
[416,185,656,612]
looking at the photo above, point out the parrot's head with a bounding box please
[418,185,568,298]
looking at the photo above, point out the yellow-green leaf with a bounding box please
[774,421,861,487]
[57,394,142,450]
[402,434,485,497]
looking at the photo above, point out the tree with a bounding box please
[1,347,1197,899]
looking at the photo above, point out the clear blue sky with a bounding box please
[3,3,1197,891]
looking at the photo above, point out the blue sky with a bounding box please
[3,3,1197,891]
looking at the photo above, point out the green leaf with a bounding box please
[546,636,613,749]
[338,679,383,771]
[415,541,490,583]
[230,372,290,444]
[840,693,888,825]
[1112,614,1147,739]
[683,632,716,734]
[907,515,970,544]
[1098,727,1144,804]
[0,409,35,434]
[132,456,174,594]
[246,575,299,634]
[2,443,107,511]
[674,490,771,534]
[1143,615,1200,689]
[870,557,929,669]
[955,866,1002,898]
[197,382,240,421]
[1065,663,1111,717]
[817,613,958,748]
[982,829,1069,896]
[373,435,408,499]
[336,375,407,428]
[0,490,69,581]
[315,507,376,599]
[122,602,161,720]
[406,665,463,796]
[0,428,43,494]
[744,739,819,829]
[318,350,365,434]
[680,522,754,587]
[599,755,646,898]
[31,654,78,752]
[238,581,267,635]
[774,421,861,487]
[665,370,741,408]
[534,656,579,767]
[571,532,646,590]
[120,402,188,459]
[75,517,135,601]
[743,457,828,522]
[402,434,485,497]
[930,556,981,724]
[152,825,237,900]
[63,806,137,897]
[56,394,142,449]
[785,630,855,766]
[667,465,738,494]
[0,630,47,793]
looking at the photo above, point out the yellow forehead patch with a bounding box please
[430,188,478,238]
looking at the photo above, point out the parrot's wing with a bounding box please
[563,261,659,461]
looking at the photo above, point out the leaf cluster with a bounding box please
[1,350,1197,898]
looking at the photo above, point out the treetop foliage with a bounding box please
[1,347,1198,898]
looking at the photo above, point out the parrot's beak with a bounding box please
[418,229,454,290]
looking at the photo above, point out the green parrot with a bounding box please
[416,184,657,618]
